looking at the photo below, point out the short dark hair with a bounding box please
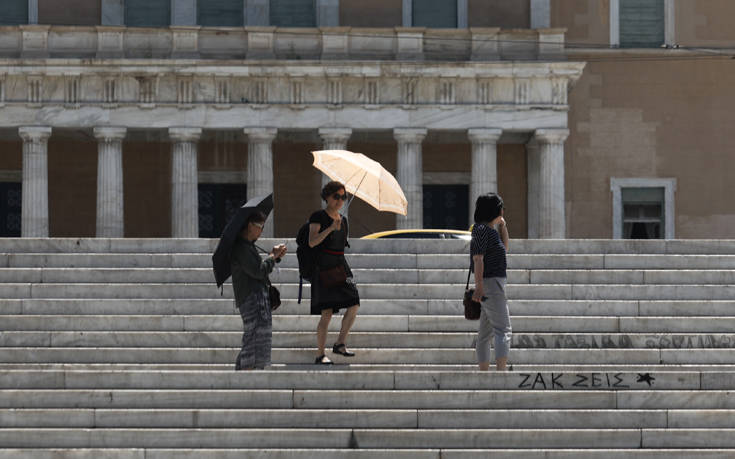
[321,181,346,201]
[246,211,267,226]
[474,194,504,224]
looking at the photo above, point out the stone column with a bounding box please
[169,127,201,238]
[394,128,427,229]
[101,0,124,25]
[244,127,277,237]
[525,139,541,238]
[534,128,569,239]
[19,126,52,237]
[318,128,352,215]
[530,0,551,28]
[93,127,127,237]
[468,128,502,226]
[171,0,197,25]
[318,128,352,187]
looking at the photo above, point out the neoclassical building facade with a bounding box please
[0,1,585,239]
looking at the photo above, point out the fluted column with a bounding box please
[169,127,201,238]
[319,127,353,216]
[19,126,52,237]
[468,128,502,226]
[534,128,569,239]
[526,139,541,238]
[93,127,126,237]
[394,128,427,229]
[244,127,277,237]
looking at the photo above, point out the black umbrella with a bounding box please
[212,193,273,288]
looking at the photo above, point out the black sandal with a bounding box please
[332,343,355,357]
[315,354,333,365]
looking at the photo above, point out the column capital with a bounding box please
[468,128,503,144]
[318,127,352,143]
[533,128,569,145]
[169,127,202,142]
[93,126,127,142]
[18,126,52,142]
[244,127,277,143]
[393,128,427,144]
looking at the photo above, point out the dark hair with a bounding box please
[246,211,267,226]
[321,181,346,201]
[474,194,504,224]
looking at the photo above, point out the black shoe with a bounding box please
[315,354,333,365]
[332,343,355,357]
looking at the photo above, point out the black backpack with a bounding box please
[295,214,349,303]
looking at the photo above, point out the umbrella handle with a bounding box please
[344,171,367,214]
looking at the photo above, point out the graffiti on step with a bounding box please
[513,334,735,349]
[517,372,656,390]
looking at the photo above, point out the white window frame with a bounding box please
[611,177,676,239]
[403,0,468,28]
[610,0,675,48]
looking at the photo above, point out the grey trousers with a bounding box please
[476,277,512,362]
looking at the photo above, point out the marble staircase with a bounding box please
[1,238,735,458]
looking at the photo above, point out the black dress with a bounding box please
[309,210,361,315]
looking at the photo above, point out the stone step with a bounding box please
[2,314,734,333]
[2,237,735,255]
[0,369,722,390]
[5,363,735,373]
[8,253,735,270]
[4,282,735,300]
[2,427,735,449]
[2,331,735,350]
[4,449,735,459]
[6,267,735,285]
[3,299,734,317]
[3,408,733,429]
[4,347,735,365]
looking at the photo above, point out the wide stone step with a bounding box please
[2,369,724,390]
[4,282,735,300]
[3,237,735,255]
[6,267,735,285]
[4,315,735,333]
[4,299,734,317]
[3,408,732,429]
[3,449,735,459]
[9,252,735,270]
[2,331,735,350]
[4,347,735,365]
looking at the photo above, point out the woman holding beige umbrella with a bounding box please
[308,150,408,365]
[308,180,360,365]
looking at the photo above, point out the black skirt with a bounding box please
[310,251,360,315]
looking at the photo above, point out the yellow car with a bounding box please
[361,229,471,240]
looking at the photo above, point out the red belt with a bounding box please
[322,249,344,255]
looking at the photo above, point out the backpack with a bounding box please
[295,213,349,304]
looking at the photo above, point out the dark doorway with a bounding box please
[0,182,21,237]
[423,184,469,230]
[198,183,247,238]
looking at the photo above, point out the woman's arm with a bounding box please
[234,246,276,281]
[308,216,340,248]
[497,218,509,252]
[472,254,484,301]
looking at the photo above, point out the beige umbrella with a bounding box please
[311,149,407,215]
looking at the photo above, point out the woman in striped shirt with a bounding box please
[470,194,512,371]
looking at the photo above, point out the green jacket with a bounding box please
[231,238,275,307]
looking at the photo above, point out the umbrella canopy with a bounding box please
[311,149,407,215]
[212,193,273,288]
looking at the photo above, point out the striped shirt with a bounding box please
[470,223,507,278]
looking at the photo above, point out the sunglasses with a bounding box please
[251,222,264,229]
[332,193,348,201]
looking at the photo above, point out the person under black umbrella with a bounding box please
[212,194,286,370]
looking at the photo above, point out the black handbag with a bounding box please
[463,264,481,320]
[268,284,281,311]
